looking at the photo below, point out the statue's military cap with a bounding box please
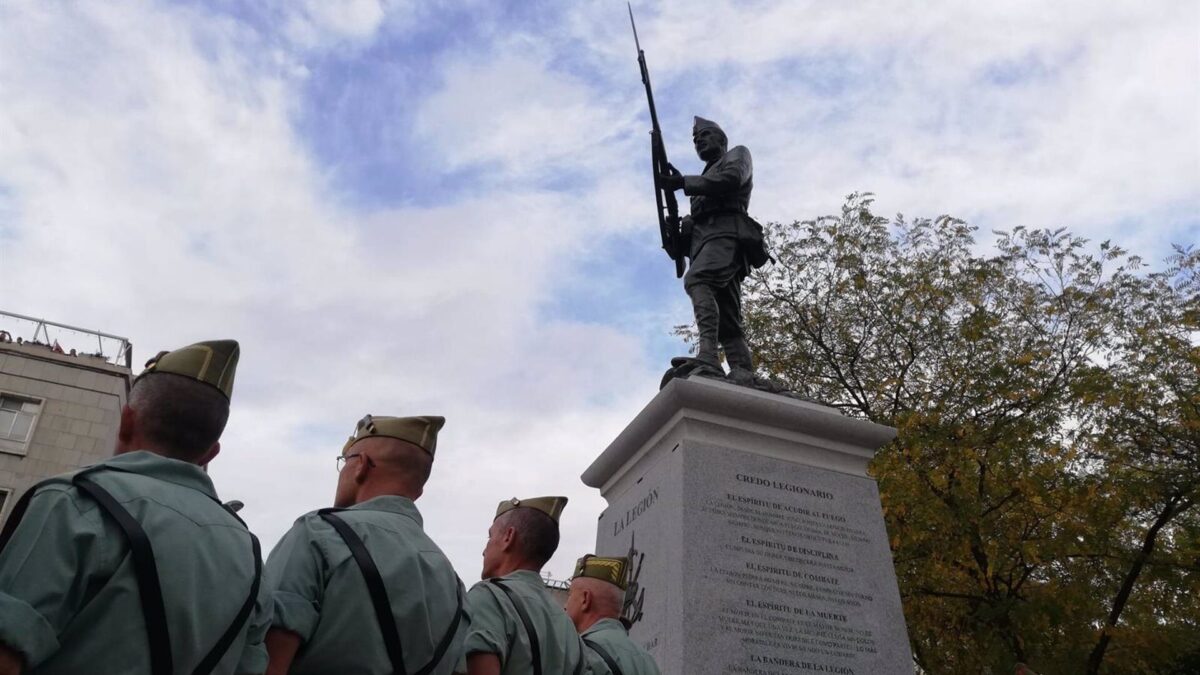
[693,116,725,137]
[344,414,446,457]
[494,496,568,523]
[136,340,240,400]
[572,554,630,591]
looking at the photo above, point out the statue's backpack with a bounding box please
[740,215,772,268]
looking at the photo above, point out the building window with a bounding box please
[0,488,9,523]
[0,394,41,454]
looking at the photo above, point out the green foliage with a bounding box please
[740,194,1199,674]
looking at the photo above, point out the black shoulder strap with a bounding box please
[583,638,624,675]
[192,529,262,675]
[0,477,59,551]
[320,508,407,675]
[413,580,466,675]
[72,473,174,675]
[574,638,587,675]
[2,471,262,675]
[489,578,542,675]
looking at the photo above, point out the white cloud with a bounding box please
[1,0,1196,583]
[412,53,635,182]
[583,1,1199,256]
[0,1,657,579]
[281,0,403,49]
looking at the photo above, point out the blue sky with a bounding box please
[0,0,1196,579]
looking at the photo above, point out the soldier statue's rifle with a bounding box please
[628,3,685,278]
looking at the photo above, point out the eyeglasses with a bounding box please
[336,452,367,473]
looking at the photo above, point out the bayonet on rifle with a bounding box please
[629,3,684,278]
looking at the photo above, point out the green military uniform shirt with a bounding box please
[0,451,270,674]
[460,569,589,675]
[580,619,661,675]
[265,496,467,675]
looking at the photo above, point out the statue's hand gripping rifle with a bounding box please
[629,4,685,278]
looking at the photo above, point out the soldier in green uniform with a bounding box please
[0,340,269,675]
[263,414,466,675]
[658,116,759,379]
[565,556,660,675]
[457,497,589,675]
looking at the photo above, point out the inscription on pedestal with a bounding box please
[585,379,911,674]
[686,444,911,674]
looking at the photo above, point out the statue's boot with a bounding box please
[694,336,721,371]
[671,284,723,375]
[723,336,755,385]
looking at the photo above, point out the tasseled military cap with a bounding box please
[344,414,446,457]
[136,340,240,400]
[693,116,725,137]
[494,496,568,522]
[572,554,630,590]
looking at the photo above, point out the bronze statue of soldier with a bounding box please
[657,116,767,386]
[627,8,771,389]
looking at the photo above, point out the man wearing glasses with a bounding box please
[263,415,468,675]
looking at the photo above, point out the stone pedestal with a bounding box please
[582,377,912,674]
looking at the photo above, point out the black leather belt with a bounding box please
[692,209,747,220]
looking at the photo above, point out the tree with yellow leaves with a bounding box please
[733,194,1198,673]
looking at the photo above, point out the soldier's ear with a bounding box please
[114,406,137,455]
[580,588,592,612]
[354,453,373,483]
[118,406,135,440]
[499,526,517,552]
[196,441,220,468]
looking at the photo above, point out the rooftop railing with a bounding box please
[542,572,572,591]
[0,309,132,369]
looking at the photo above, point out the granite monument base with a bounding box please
[582,377,912,675]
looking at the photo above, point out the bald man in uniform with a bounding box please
[264,415,466,675]
[0,340,269,675]
[566,556,660,675]
[458,497,589,675]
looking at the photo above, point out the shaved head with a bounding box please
[566,576,624,631]
[127,372,229,462]
[495,507,560,567]
[354,436,433,486]
[572,577,622,615]
[333,435,434,508]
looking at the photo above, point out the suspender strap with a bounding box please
[413,582,466,675]
[73,474,174,675]
[489,579,543,675]
[574,641,586,675]
[319,509,407,675]
[0,478,57,551]
[583,638,623,675]
[192,531,262,675]
[1,471,261,675]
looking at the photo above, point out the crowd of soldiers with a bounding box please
[0,340,661,675]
